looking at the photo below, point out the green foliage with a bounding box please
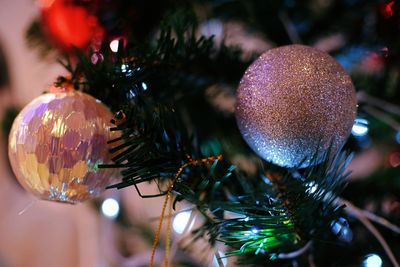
[23,0,400,265]
[56,5,353,266]
[25,19,57,59]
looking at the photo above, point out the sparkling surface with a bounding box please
[8,88,116,203]
[235,45,357,168]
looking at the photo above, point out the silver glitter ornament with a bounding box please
[235,44,357,168]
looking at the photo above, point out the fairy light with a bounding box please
[101,198,120,219]
[363,254,382,267]
[395,132,400,144]
[251,227,259,234]
[121,64,129,73]
[306,181,318,194]
[109,39,119,53]
[173,210,192,234]
[352,118,369,137]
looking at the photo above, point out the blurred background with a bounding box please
[0,3,175,267]
[0,0,400,266]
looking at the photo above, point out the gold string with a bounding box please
[149,154,222,267]
[164,193,173,267]
[149,186,172,267]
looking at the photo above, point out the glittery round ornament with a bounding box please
[235,45,357,168]
[8,86,116,203]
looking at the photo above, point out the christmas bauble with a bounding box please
[235,45,357,168]
[41,0,104,52]
[8,86,116,203]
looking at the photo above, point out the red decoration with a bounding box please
[388,151,400,167]
[41,0,104,52]
[360,52,384,74]
[381,1,395,19]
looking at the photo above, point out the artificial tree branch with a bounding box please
[339,198,400,267]
[359,207,400,234]
[363,105,400,132]
[338,198,400,234]
[277,241,312,259]
[358,91,400,117]
[278,11,302,44]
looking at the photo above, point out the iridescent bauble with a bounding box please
[235,45,357,168]
[8,86,116,203]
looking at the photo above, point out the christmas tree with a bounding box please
[2,0,400,266]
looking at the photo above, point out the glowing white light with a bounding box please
[109,39,119,53]
[306,181,318,194]
[352,118,369,137]
[201,19,223,39]
[363,254,382,267]
[251,228,259,234]
[173,210,191,234]
[127,89,136,99]
[121,64,129,73]
[101,198,120,219]
[142,82,148,90]
[396,131,400,144]
[213,251,227,267]
[244,217,249,222]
